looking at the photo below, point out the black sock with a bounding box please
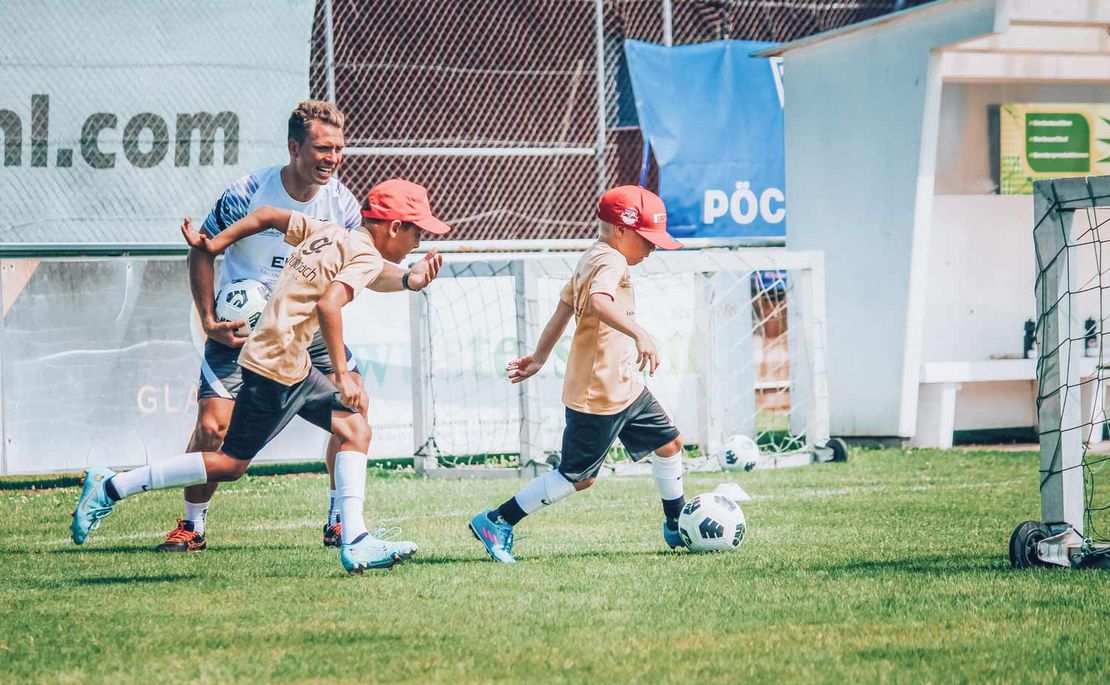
[104,476,122,502]
[662,495,684,528]
[494,497,527,526]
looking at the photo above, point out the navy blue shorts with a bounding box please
[198,330,356,400]
[558,388,681,483]
[220,368,357,461]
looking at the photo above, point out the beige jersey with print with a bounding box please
[238,212,383,386]
[559,241,643,415]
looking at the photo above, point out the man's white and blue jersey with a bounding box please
[202,165,361,293]
[196,165,360,401]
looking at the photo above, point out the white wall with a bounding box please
[782,0,996,437]
[923,195,1034,363]
[920,81,1110,431]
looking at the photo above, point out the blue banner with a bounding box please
[624,40,784,238]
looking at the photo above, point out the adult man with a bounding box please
[159,100,366,552]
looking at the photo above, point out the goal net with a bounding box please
[1033,175,1110,552]
[408,247,831,477]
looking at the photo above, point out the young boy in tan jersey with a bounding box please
[71,179,450,574]
[469,186,687,563]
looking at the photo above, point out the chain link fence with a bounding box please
[311,0,934,242]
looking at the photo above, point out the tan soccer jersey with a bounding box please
[238,212,383,386]
[559,241,643,415]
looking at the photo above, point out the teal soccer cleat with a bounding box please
[663,520,685,550]
[468,510,516,563]
[71,466,118,544]
[340,532,417,574]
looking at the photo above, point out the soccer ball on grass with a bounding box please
[716,434,761,471]
[678,491,747,552]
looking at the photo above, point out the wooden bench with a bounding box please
[912,358,1103,448]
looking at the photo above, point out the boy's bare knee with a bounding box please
[206,453,249,482]
[229,459,250,480]
[573,477,595,492]
[655,436,684,458]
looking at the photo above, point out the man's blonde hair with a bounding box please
[288,100,345,144]
[598,221,613,238]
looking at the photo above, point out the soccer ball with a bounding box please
[678,491,747,553]
[717,434,760,471]
[215,278,271,337]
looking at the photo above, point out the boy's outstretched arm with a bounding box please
[367,250,442,293]
[589,293,660,376]
[507,300,574,384]
[181,206,293,254]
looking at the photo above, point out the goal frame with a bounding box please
[407,246,832,479]
[1021,174,1110,568]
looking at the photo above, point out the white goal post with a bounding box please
[407,246,833,478]
[1014,174,1110,569]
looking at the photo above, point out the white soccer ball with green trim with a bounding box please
[215,278,271,337]
[678,491,747,553]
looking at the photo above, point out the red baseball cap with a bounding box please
[596,185,682,250]
[360,178,451,235]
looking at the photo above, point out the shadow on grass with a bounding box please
[0,545,169,556]
[413,549,685,566]
[74,573,200,586]
[404,555,499,567]
[0,543,304,556]
[820,552,1006,577]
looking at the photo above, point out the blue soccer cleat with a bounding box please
[468,510,516,563]
[340,532,417,574]
[663,521,685,550]
[71,466,118,544]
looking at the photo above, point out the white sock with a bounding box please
[327,488,340,526]
[651,453,685,501]
[334,451,369,544]
[652,453,686,525]
[184,499,210,536]
[514,470,577,515]
[109,453,207,500]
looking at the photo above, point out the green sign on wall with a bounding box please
[1000,104,1109,194]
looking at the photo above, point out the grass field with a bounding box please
[1,448,1108,684]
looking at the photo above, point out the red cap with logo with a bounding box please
[596,185,682,250]
[360,178,451,235]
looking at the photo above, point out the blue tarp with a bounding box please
[624,40,785,238]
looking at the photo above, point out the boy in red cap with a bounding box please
[469,185,687,563]
[71,178,450,575]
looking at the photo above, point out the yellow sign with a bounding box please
[999,103,1110,194]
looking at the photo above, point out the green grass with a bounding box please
[1,448,1108,684]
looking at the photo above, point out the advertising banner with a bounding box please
[0,0,314,244]
[999,103,1110,195]
[624,40,784,239]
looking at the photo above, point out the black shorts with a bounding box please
[198,330,356,400]
[558,387,681,483]
[220,368,356,461]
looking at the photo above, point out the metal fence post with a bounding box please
[593,0,607,196]
[662,0,673,46]
[323,0,337,103]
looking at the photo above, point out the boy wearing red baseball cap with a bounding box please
[71,179,450,575]
[469,185,688,563]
